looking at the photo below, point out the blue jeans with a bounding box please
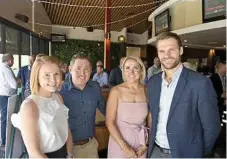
[0,96,9,145]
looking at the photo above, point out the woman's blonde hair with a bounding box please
[122,56,146,83]
[30,56,62,95]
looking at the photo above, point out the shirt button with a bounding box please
[84,111,86,114]
[82,101,84,104]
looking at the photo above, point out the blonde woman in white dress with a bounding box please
[11,56,73,158]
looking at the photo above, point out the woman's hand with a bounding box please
[121,143,137,158]
[136,145,147,158]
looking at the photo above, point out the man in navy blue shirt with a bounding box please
[17,55,36,88]
[60,54,106,158]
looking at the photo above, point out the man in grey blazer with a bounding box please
[147,32,221,158]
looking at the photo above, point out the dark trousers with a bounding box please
[0,95,9,145]
[150,145,172,158]
[45,144,67,158]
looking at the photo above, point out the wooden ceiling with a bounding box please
[41,0,167,34]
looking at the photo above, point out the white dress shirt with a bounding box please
[0,63,17,96]
[147,65,161,79]
[155,65,183,149]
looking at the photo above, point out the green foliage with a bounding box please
[52,39,125,69]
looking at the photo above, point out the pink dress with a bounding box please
[107,102,148,158]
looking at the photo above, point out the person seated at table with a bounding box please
[106,56,151,158]
[92,64,108,87]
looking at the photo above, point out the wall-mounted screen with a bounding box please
[203,0,226,22]
[155,9,170,36]
[51,34,66,42]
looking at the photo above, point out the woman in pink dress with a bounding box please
[106,56,152,158]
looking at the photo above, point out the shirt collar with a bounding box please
[2,62,10,68]
[68,78,93,91]
[153,64,159,69]
[162,64,183,83]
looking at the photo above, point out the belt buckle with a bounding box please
[156,143,171,154]
[74,137,93,145]
[163,148,171,154]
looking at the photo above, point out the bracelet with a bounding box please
[66,153,74,158]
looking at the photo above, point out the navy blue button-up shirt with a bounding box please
[60,79,106,142]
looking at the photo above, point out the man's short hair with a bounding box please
[156,32,182,48]
[97,65,104,69]
[70,53,92,67]
[2,53,13,63]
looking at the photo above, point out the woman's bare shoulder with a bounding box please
[20,98,39,117]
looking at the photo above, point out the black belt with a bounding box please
[74,137,93,145]
[155,143,171,154]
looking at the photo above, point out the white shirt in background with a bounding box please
[0,63,17,96]
[147,65,161,79]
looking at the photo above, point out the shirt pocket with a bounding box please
[68,116,83,129]
[86,100,97,115]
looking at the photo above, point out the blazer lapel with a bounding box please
[154,75,162,109]
[148,74,162,157]
[167,68,188,123]
[151,74,162,129]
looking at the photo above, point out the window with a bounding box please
[22,32,30,55]
[0,24,2,61]
[32,36,39,54]
[6,27,18,54]
[0,19,51,74]
[39,39,45,53]
[21,32,30,67]
[0,24,1,52]
[12,54,19,76]
[44,40,49,55]
[5,27,19,76]
[21,55,30,67]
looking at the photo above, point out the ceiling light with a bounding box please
[184,40,187,42]
[184,46,188,47]
[223,45,226,47]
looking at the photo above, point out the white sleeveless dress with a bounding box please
[11,93,69,153]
